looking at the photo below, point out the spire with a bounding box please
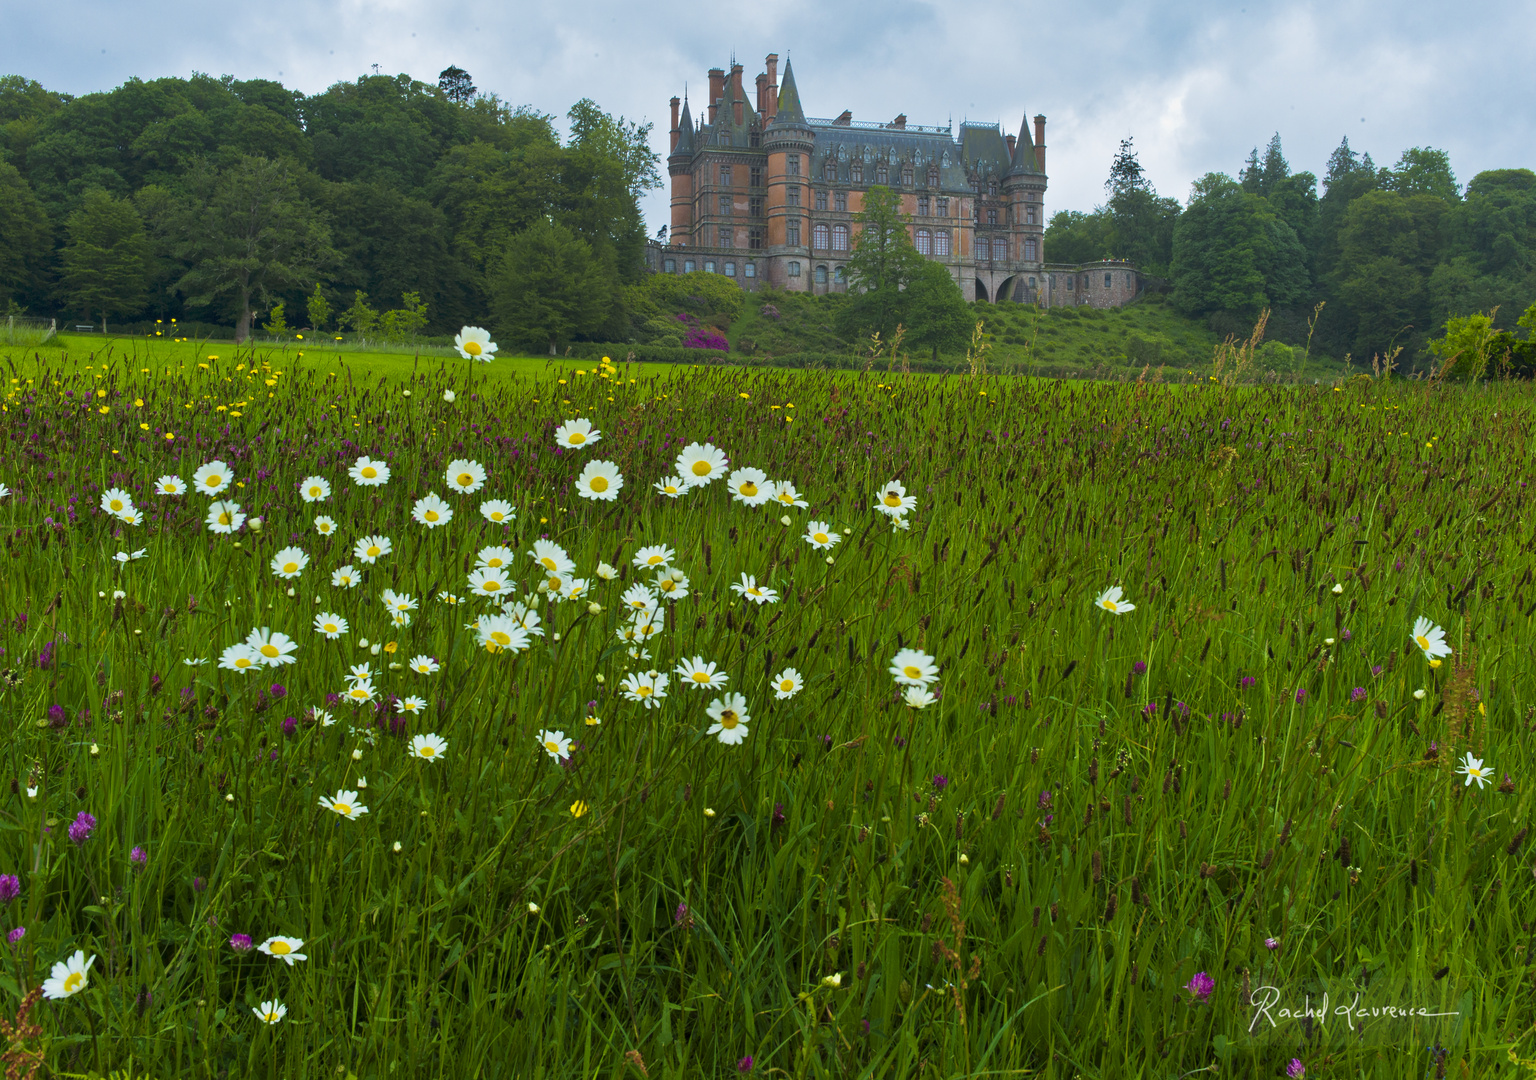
[773,59,806,125]
[1007,114,1039,175]
[672,95,694,157]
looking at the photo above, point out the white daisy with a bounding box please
[331,565,361,589]
[313,612,349,638]
[454,326,497,362]
[727,467,771,506]
[246,628,299,667]
[675,655,728,690]
[903,685,936,710]
[500,601,545,637]
[407,654,440,674]
[705,692,750,745]
[529,540,575,577]
[554,418,601,449]
[269,546,309,580]
[478,614,531,652]
[804,521,841,550]
[298,476,331,503]
[1411,616,1452,660]
[633,545,676,571]
[445,459,487,495]
[874,480,917,517]
[348,456,391,487]
[314,515,337,536]
[888,648,939,687]
[620,670,668,709]
[676,442,728,486]
[655,570,689,601]
[410,732,447,760]
[318,789,368,820]
[41,950,95,999]
[253,1000,287,1025]
[575,459,623,501]
[653,475,689,498]
[1457,752,1492,788]
[480,499,516,524]
[772,668,804,699]
[467,566,512,599]
[537,729,571,759]
[258,936,307,966]
[353,535,393,564]
[193,460,232,496]
[100,488,135,516]
[218,643,262,673]
[731,573,778,605]
[1095,586,1135,615]
[476,545,516,571]
[770,480,809,508]
[621,583,659,613]
[380,589,418,616]
[154,475,185,496]
[396,696,428,715]
[205,500,245,534]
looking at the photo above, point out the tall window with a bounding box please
[987,208,997,225]
[851,162,863,183]
[1025,205,1037,225]
[719,194,732,215]
[813,223,829,249]
[916,229,932,255]
[684,259,696,273]
[927,166,939,186]
[834,265,846,284]
[663,259,676,273]
[750,166,763,187]
[705,260,716,273]
[749,196,764,217]
[875,163,889,184]
[719,225,733,247]
[720,165,732,185]
[786,185,800,206]
[1105,273,1113,287]
[787,221,801,246]
[987,180,997,196]
[936,197,949,217]
[901,165,913,185]
[744,261,756,277]
[934,230,950,256]
[815,189,828,211]
[993,237,1006,260]
[788,261,801,277]
[749,228,764,250]
[832,224,849,251]
[823,160,836,181]
[918,195,930,216]
[1025,239,1037,261]
[976,237,990,261]
[718,129,729,145]
[724,261,736,277]
[749,128,761,147]
[814,265,828,284]
[834,191,847,212]
[786,154,801,176]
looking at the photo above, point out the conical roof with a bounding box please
[773,59,806,126]
[671,96,694,157]
[1007,114,1040,176]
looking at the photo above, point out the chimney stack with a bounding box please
[755,72,767,115]
[892,113,906,130]
[1005,133,1016,158]
[834,110,852,126]
[730,64,744,125]
[708,68,725,125]
[764,53,779,120]
[670,96,681,151]
[1033,114,1047,174]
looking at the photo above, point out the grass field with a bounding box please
[0,340,1531,1078]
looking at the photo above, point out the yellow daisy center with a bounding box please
[659,580,675,592]
[308,486,321,497]
[235,658,252,668]
[637,685,652,696]
[814,532,828,544]
[1104,600,1118,611]
[665,485,678,493]
[540,557,557,570]
[491,631,511,646]
[425,510,439,522]
[218,513,232,526]
[780,679,794,692]
[319,523,331,532]
[569,432,585,444]
[464,340,482,356]
[647,555,663,565]
[1415,635,1429,650]
[349,687,367,699]
[361,466,377,479]
[779,493,793,503]
[483,580,500,591]
[420,746,434,756]
[690,460,711,477]
[206,475,221,487]
[261,644,280,658]
[270,941,290,955]
[110,499,123,510]
[334,803,351,815]
[740,482,757,496]
[719,711,739,728]
[903,665,922,680]
[63,973,83,993]
[324,623,338,633]
[884,493,901,506]
[490,511,505,521]
[692,671,709,682]
[487,557,504,568]
[457,473,474,487]
[544,741,559,753]
[589,476,609,493]
[283,562,298,573]
[367,546,381,557]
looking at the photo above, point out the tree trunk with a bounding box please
[100,311,107,334]
[549,339,557,356]
[236,289,252,343]
[931,343,938,363]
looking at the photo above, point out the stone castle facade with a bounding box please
[658,53,1140,308]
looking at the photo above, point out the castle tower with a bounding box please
[667,96,695,247]
[761,59,815,291]
[1002,113,1047,299]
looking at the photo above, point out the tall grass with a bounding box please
[0,348,1530,1078]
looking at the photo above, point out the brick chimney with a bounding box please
[708,68,725,125]
[892,113,906,130]
[1033,114,1047,174]
[670,96,681,151]
[730,64,744,125]
[834,110,852,126]
[755,72,767,115]
[764,53,778,120]
[1005,133,1016,158]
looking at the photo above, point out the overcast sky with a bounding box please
[5,0,1533,231]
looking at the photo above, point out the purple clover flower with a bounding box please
[0,875,18,903]
[1185,971,1214,1003]
[1132,661,1147,676]
[1294,688,1307,704]
[6,927,22,948]
[737,1057,754,1074]
[932,775,949,792]
[68,812,96,846]
[1351,687,1367,702]
[229,933,253,952]
[1286,1060,1305,1078]
[130,846,147,866]
[1264,937,1280,950]
[1239,676,1256,690]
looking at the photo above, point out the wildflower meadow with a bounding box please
[0,338,1532,1078]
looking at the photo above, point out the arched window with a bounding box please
[901,165,913,185]
[724,262,736,277]
[915,229,932,255]
[851,162,863,183]
[684,259,696,273]
[823,160,837,181]
[814,265,828,284]
[934,231,950,256]
[976,237,990,261]
[832,224,849,251]
[1025,239,1037,261]
[875,163,889,184]
[813,223,830,250]
[834,266,846,284]
[993,237,1006,260]
[928,166,939,186]
[788,261,801,277]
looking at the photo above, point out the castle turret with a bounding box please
[762,59,815,289]
[668,96,695,247]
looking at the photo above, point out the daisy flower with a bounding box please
[353,535,393,564]
[269,546,309,580]
[620,671,668,708]
[731,573,777,605]
[467,566,512,599]
[437,592,461,605]
[621,583,659,613]
[408,654,440,674]
[254,1000,287,1025]
[476,545,516,571]
[559,577,590,602]
[804,521,841,549]
[411,492,453,528]
[500,601,545,636]
[41,950,95,999]
[100,488,135,516]
[113,548,147,563]
[529,540,575,577]
[410,733,447,761]
[331,565,361,588]
[318,789,368,820]
[554,418,601,449]
[478,614,531,652]
[454,326,497,361]
[313,612,348,638]
[258,936,307,966]
[312,708,335,727]
[348,456,391,487]
[537,729,571,760]
[118,508,144,526]
[1095,586,1135,614]
[380,589,417,616]
[874,480,916,517]
[314,515,337,537]
[343,681,376,705]
[653,476,689,498]
[772,668,804,699]
[446,459,486,495]
[1411,616,1452,660]
[154,475,185,495]
[1457,752,1492,788]
[727,467,771,505]
[396,696,427,715]
[246,628,299,667]
[298,476,331,502]
[575,459,623,501]
[655,570,689,600]
[771,480,809,508]
[193,460,232,495]
[480,499,516,524]
[675,655,729,690]
[631,612,663,641]
[675,442,728,486]
[903,686,936,710]
[218,643,262,673]
[633,545,676,571]
[889,648,939,687]
[206,500,245,534]
[347,663,374,683]
[705,693,750,745]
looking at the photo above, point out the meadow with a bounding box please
[0,338,1532,1079]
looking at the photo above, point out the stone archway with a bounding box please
[975,278,989,303]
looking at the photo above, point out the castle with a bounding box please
[659,53,1139,308]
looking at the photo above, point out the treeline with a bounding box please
[1045,135,1536,365]
[0,69,663,342]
